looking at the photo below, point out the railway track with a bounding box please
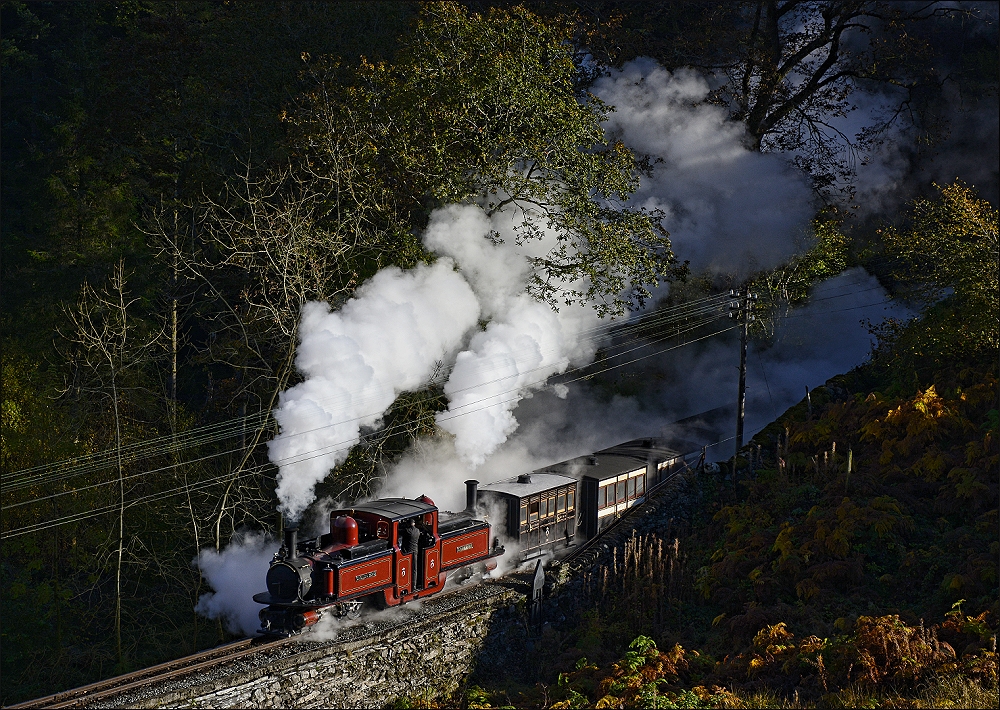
[8,449,706,708]
[5,581,517,709]
[5,637,289,709]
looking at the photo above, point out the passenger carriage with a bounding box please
[477,472,578,559]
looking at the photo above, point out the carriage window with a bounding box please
[520,503,527,525]
[616,480,626,503]
[529,499,539,521]
[627,477,636,499]
[567,489,575,511]
[547,495,555,518]
[636,476,645,496]
[557,493,565,513]
[597,485,607,508]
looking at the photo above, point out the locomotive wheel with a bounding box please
[370,590,390,611]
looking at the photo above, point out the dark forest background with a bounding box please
[1,2,996,705]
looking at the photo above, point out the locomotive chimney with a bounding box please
[464,479,479,514]
[283,524,298,558]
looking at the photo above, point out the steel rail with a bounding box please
[4,637,289,709]
[10,436,733,708]
[5,578,515,708]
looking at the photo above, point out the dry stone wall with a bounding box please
[95,583,523,709]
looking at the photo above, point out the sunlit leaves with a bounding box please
[289,1,681,315]
[880,181,999,349]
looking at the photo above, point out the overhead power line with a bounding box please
[2,283,898,529]
[2,317,738,538]
[3,294,730,491]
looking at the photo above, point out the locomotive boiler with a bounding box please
[254,480,503,635]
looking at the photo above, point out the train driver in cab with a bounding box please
[403,518,421,557]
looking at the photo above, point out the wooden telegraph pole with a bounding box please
[729,286,756,488]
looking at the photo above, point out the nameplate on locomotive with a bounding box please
[355,570,377,581]
[456,543,474,552]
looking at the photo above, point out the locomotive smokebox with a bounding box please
[464,479,479,514]
[283,524,298,557]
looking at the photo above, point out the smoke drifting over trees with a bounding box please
[592,59,815,276]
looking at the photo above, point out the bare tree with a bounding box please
[148,161,364,551]
[573,1,973,197]
[58,262,162,667]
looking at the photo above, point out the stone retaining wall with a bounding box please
[98,584,522,709]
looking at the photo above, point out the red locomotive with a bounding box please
[254,480,503,635]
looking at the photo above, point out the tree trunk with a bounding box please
[111,373,124,669]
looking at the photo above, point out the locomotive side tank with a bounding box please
[254,482,503,635]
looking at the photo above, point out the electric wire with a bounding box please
[3,293,727,485]
[2,294,731,490]
[1,317,738,538]
[2,311,733,511]
[3,288,895,512]
[4,267,902,487]
[2,284,898,528]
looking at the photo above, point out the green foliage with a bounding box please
[1,356,81,474]
[287,1,681,316]
[1,4,418,704]
[878,182,999,350]
[548,635,711,709]
[754,212,851,339]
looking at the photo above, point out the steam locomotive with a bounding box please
[254,480,503,635]
[254,438,684,635]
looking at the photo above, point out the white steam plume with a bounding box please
[382,58,824,496]
[194,531,277,636]
[268,259,480,520]
[592,58,815,275]
[506,267,916,457]
[423,204,603,466]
